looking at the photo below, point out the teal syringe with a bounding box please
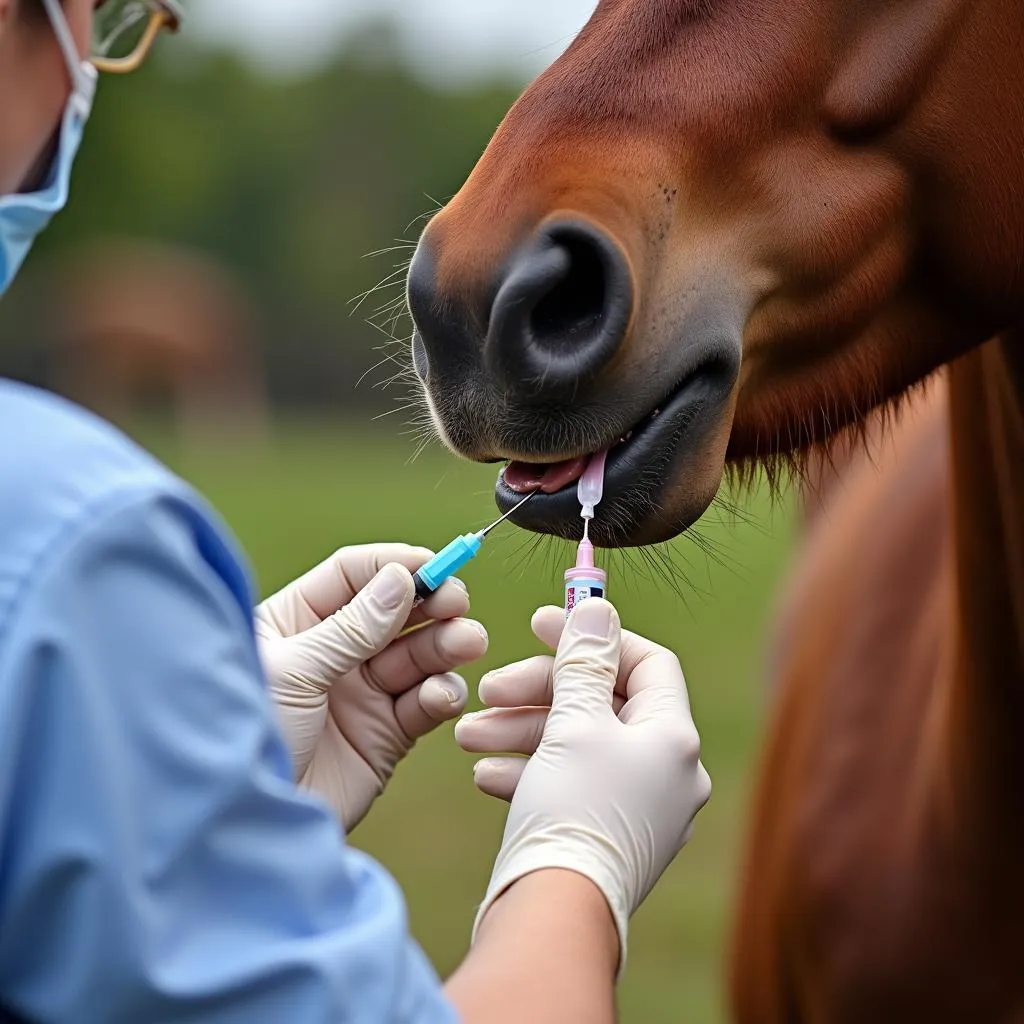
[412,490,537,603]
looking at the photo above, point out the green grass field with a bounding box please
[148,418,796,1024]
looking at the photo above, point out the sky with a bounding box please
[189,0,599,82]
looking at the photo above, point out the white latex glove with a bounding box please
[455,599,711,973]
[255,543,488,832]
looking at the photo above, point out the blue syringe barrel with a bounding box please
[412,533,483,602]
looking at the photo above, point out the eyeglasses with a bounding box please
[91,0,183,74]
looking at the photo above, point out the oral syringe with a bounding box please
[564,450,609,616]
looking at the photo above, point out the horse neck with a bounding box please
[941,328,1024,827]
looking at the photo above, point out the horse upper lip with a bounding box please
[502,403,667,466]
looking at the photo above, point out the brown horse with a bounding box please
[52,238,269,448]
[406,1,1024,1019]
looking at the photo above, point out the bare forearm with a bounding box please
[444,869,618,1024]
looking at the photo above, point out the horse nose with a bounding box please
[485,220,633,396]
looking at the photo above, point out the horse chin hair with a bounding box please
[724,379,929,507]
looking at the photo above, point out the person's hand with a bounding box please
[455,599,711,972]
[255,544,488,832]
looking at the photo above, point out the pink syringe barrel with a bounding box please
[564,535,607,616]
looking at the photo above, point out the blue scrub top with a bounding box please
[0,380,458,1023]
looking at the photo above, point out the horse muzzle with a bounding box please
[408,214,742,546]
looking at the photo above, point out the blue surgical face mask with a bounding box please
[0,0,96,298]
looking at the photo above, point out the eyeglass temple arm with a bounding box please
[91,9,180,75]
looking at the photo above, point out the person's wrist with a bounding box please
[476,868,620,975]
[475,835,630,970]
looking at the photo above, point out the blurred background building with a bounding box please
[0,6,793,1022]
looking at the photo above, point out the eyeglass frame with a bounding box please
[91,0,184,75]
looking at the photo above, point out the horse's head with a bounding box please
[407,0,1024,546]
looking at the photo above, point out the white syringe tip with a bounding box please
[577,451,608,509]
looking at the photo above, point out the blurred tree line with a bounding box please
[0,18,522,415]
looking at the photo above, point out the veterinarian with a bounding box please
[0,2,711,1021]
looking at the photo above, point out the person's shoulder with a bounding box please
[0,379,184,521]
[0,380,191,532]
[0,380,254,623]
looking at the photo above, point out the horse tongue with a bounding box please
[503,457,589,494]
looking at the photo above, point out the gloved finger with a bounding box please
[673,762,713,840]
[617,645,696,725]
[477,655,554,708]
[617,631,689,705]
[366,617,488,696]
[472,756,526,802]
[454,706,549,755]
[696,762,713,809]
[550,599,621,717]
[265,544,435,633]
[536,604,664,678]
[286,562,416,680]
[479,653,635,711]
[403,578,470,631]
[394,672,469,740]
[532,605,679,702]
[487,602,629,709]
[530,605,566,650]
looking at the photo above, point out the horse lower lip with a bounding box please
[492,383,707,544]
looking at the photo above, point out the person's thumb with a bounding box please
[283,562,415,685]
[549,599,621,720]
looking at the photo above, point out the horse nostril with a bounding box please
[530,229,607,348]
[486,220,633,396]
